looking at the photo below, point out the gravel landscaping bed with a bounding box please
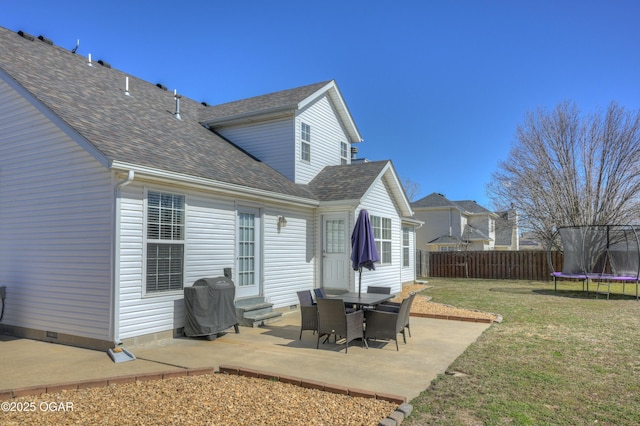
[2,374,398,425]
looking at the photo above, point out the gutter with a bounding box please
[110,161,319,208]
[111,170,135,346]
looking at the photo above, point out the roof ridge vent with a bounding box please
[37,35,53,45]
[97,59,111,68]
[17,30,35,41]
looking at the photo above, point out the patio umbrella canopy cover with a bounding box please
[351,209,380,296]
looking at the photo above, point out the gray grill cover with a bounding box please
[184,276,238,337]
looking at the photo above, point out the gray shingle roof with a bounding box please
[0,26,316,200]
[412,192,460,209]
[454,200,492,214]
[307,161,389,201]
[200,81,332,123]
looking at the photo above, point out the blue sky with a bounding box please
[3,1,640,208]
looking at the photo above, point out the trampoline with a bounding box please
[547,225,640,300]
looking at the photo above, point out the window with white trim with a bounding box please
[372,215,392,264]
[402,227,410,267]
[340,141,349,165]
[146,191,185,293]
[301,122,311,162]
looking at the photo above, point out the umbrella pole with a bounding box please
[358,266,363,297]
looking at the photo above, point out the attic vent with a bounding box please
[17,30,35,41]
[37,35,53,45]
[201,102,209,107]
[97,59,111,68]
[156,83,167,91]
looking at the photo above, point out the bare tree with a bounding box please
[487,101,640,246]
[401,177,421,202]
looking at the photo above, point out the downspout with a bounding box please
[112,171,134,346]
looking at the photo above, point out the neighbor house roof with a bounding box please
[0,27,316,201]
[411,192,461,209]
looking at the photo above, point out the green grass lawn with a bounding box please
[406,278,640,425]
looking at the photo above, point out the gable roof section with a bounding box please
[455,200,496,216]
[201,80,362,143]
[308,160,413,217]
[0,27,314,201]
[412,192,461,209]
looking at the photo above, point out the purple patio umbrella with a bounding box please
[351,209,380,296]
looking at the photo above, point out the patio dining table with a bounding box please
[327,292,394,310]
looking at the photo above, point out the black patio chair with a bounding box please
[364,292,415,350]
[316,298,367,353]
[313,288,327,301]
[377,291,416,338]
[296,290,317,340]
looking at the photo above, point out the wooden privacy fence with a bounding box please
[420,250,562,281]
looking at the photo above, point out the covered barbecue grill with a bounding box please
[184,276,240,340]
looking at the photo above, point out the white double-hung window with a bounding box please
[301,122,311,162]
[146,190,185,293]
[371,215,392,264]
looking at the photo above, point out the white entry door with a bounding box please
[236,208,261,298]
[322,213,350,290]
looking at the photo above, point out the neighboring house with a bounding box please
[494,210,519,251]
[412,192,517,251]
[0,27,417,350]
[519,232,543,251]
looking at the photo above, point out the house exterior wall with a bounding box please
[295,95,351,184]
[356,177,404,295]
[116,182,317,341]
[0,79,114,343]
[414,208,461,250]
[214,119,295,181]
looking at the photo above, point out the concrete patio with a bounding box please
[1,311,491,401]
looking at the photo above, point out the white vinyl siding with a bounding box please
[215,119,295,181]
[295,95,352,184]
[356,175,404,294]
[262,206,315,308]
[117,183,316,340]
[0,79,113,341]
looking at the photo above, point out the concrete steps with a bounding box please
[235,297,282,327]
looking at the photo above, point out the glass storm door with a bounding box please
[236,209,261,298]
[322,214,350,290]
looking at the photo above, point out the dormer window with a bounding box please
[301,122,311,162]
[341,141,349,165]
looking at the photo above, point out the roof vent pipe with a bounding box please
[174,89,182,120]
[87,53,93,66]
[124,77,130,96]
